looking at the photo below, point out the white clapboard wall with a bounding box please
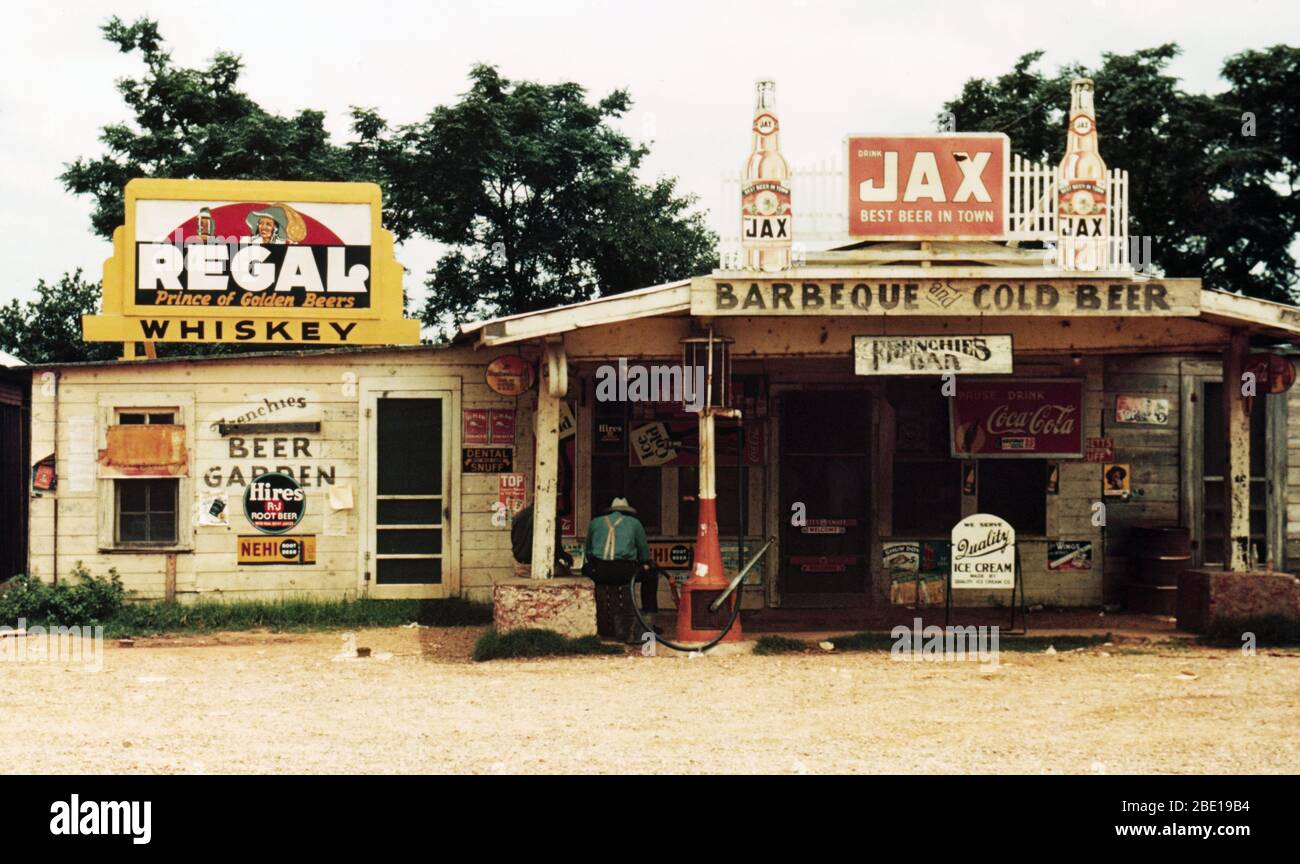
[717,154,1131,270]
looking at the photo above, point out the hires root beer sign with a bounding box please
[950,379,1084,458]
[848,134,1008,239]
[83,179,420,345]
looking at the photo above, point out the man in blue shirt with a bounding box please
[585,497,661,637]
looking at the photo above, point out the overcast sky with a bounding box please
[1,0,1296,307]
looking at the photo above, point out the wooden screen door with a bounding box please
[361,382,458,599]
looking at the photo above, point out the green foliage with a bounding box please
[472,628,623,661]
[942,44,1300,302]
[105,597,492,637]
[1200,615,1300,647]
[0,565,126,626]
[351,64,717,334]
[0,270,119,364]
[60,16,364,240]
[753,635,811,655]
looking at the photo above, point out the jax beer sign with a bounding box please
[847,134,1008,239]
[83,179,420,345]
[951,378,1084,458]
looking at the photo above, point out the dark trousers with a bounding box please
[590,558,658,612]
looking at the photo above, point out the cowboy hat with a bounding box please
[607,497,637,515]
[245,206,288,240]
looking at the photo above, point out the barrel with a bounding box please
[1127,526,1190,614]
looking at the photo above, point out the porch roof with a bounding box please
[459,270,1300,348]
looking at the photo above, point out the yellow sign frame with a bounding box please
[83,178,420,346]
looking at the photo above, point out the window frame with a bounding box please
[96,394,195,553]
[114,477,180,545]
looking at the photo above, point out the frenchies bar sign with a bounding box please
[847,134,1009,239]
[950,379,1084,458]
[83,179,420,345]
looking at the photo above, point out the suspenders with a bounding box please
[601,514,624,560]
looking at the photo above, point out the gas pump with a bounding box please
[677,331,742,643]
[627,330,775,651]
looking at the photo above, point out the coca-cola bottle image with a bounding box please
[1056,78,1108,271]
[741,80,792,272]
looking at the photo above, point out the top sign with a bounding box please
[847,134,1009,240]
[83,179,420,345]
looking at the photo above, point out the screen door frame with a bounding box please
[358,377,461,599]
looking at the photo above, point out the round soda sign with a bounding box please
[243,472,306,535]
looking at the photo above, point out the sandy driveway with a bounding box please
[3,627,1297,774]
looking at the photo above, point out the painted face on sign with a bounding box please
[257,216,277,243]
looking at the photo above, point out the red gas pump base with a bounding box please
[675,498,744,644]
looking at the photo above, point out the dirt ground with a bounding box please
[3,626,1298,774]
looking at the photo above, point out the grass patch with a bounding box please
[753,635,813,655]
[0,568,493,637]
[473,628,624,661]
[1197,615,1300,648]
[101,597,492,637]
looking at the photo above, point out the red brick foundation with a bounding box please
[1177,569,1300,633]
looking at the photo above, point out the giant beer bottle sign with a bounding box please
[83,179,420,345]
[951,513,1015,590]
[741,80,792,271]
[1056,78,1109,271]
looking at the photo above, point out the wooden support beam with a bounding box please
[530,339,565,579]
[1223,330,1251,571]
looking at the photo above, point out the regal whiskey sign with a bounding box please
[690,277,1199,317]
[83,179,420,345]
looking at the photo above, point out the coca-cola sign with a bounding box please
[950,379,1084,458]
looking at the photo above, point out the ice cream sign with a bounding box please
[847,134,1008,239]
[84,179,420,345]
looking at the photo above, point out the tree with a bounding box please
[941,44,1300,302]
[0,271,119,364]
[61,16,363,240]
[352,65,717,334]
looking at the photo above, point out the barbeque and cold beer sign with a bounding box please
[83,179,420,345]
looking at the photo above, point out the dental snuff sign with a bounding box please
[83,179,420,345]
[847,134,1009,239]
[950,513,1015,590]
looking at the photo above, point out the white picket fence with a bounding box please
[717,153,1131,269]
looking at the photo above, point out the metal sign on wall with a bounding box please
[854,335,1013,375]
[847,134,1009,239]
[690,277,1200,317]
[950,378,1084,458]
[83,179,420,345]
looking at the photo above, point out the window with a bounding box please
[117,412,175,425]
[890,384,961,535]
[115,478,178,544]
[977,459,1048,536]
[102,403,188,550]
[592,398,661,533]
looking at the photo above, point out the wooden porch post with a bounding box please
[530,338,566,579]
[1223,329,1251,571]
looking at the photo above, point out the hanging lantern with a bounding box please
[680,332,733,413]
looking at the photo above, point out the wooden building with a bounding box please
[19,267,1300,618]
